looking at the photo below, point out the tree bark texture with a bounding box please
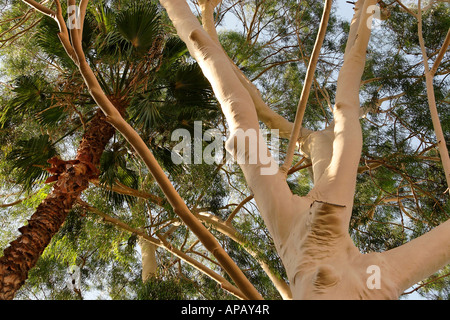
[0,110,116,300]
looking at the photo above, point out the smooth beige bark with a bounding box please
[198,0,307,140]
[382,218,450,294]
[138,236,157,282]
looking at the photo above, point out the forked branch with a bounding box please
[80,201,248,300]
[198,0,301,139]
[281,0,332,174]
[416,0,450,190]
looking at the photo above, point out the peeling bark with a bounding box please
[0,110,116,300]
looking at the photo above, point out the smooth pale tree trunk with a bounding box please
[0,110,117,300]
[160,0,450,299]
[138,236,157,282]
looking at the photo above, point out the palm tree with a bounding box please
[0,0,216,299]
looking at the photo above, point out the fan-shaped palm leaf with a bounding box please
[35,16,75,69]
[115,2,161,55]
[6,134,58,191]
[0,74,51,127]
[99,147,139,205]
[96,1,162,59]
[36,106,68,127]
[170,63,216,108]
[128,92,161,131]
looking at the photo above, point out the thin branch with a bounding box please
[0,199,25,208]
[89,178,165,206]
[226,194,254,224]
[21,0,55,17]
[394,0,417,17]
[430,28,450,76]
[79,200,247,300]
[401,272,450,295]
[417,0,450,190]
[281,0,332,173]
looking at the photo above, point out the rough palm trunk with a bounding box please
[0,110,116,300]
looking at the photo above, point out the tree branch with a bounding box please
[417,0,450,191]
[430,28,450,76]
[281,0,332,174]
[382,218,450,293]
[193,209,292,299]
[225,194,254,224]
[198,0,300,139]
[80,201,248,300]
[308,0,377,208]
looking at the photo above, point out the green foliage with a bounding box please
[1,74,51,127]
[115,2,161,56]
[35,16,75,69]
[99,145,139,206]
[6,134,57,191]
[96,1,162,60]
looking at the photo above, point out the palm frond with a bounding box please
[151,142,184,176]
[115,1,162,55]
[128,91,162,131]
[99,147,139,206]
[8,74,51,111]
[170,63,215,108]
[6,134,58,191]
[96,0,162,59]
[1,74,51,127]
[35,16,75,69]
